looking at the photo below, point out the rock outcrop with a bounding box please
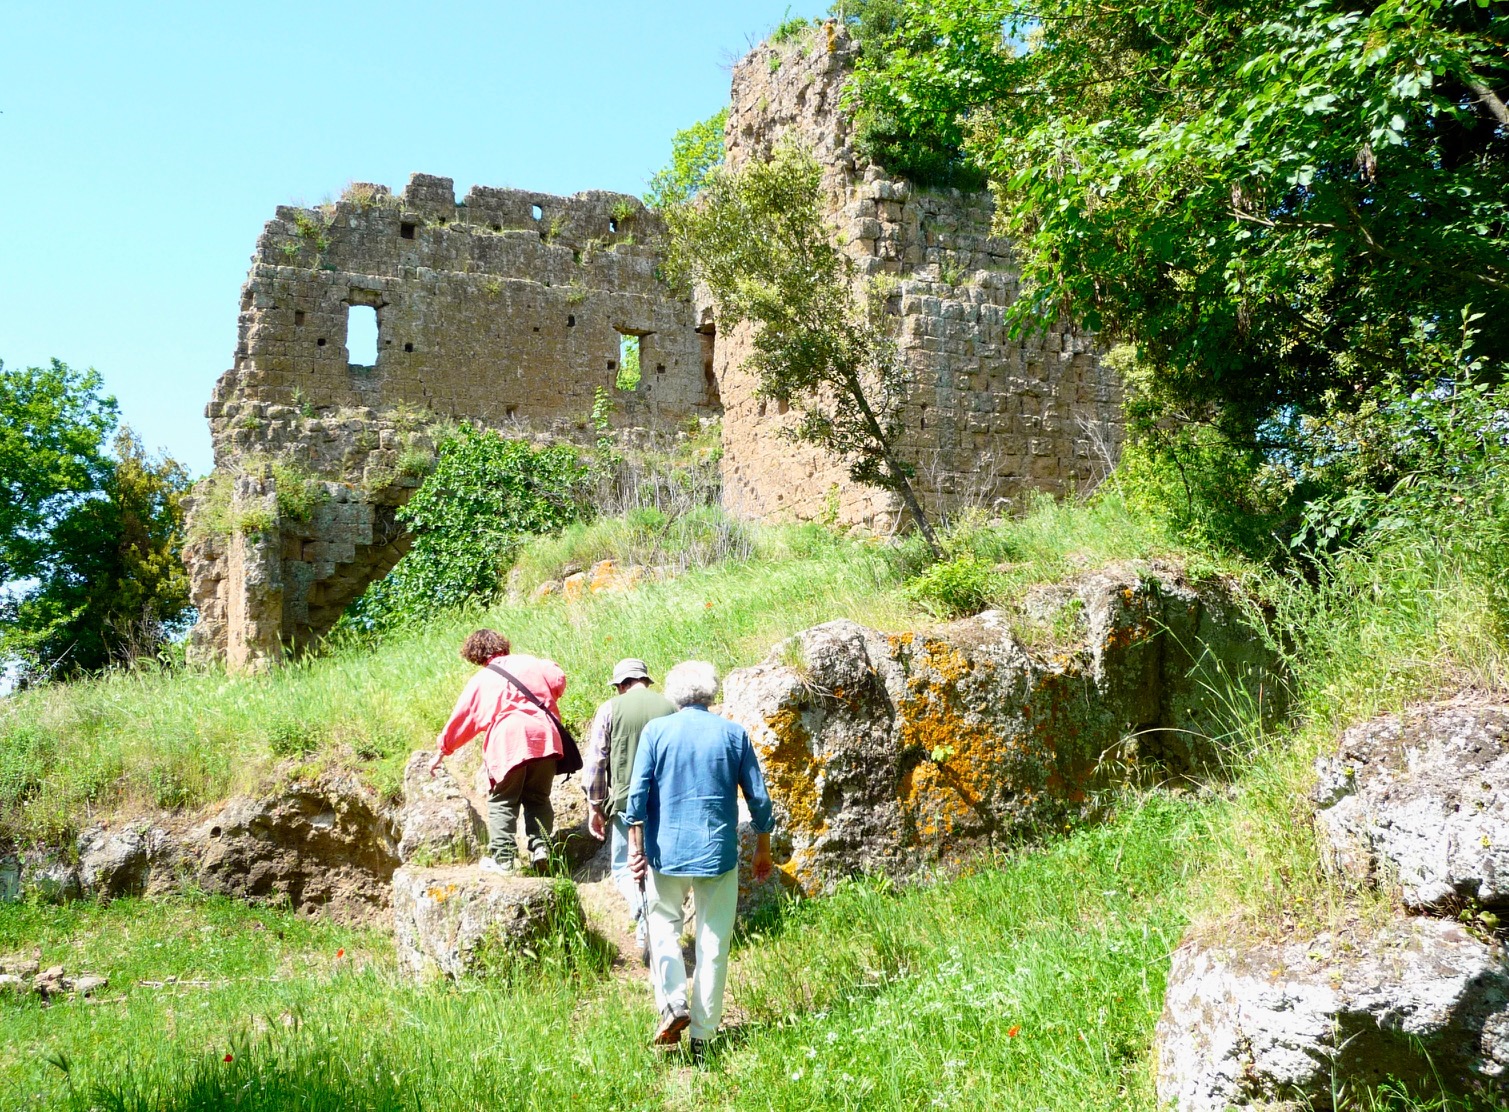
[722,562,1282,895]
[1157,694,1509,1110]
[1157,918,1509,1110]
[392,865,581,981]
[1314,697,1509,912]
[184,770,399,922]
[76,824,182,899]
[396,751,486,865]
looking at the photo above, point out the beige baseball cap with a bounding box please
[610,658,653,686]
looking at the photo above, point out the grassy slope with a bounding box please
[2,481,1505,1109]
[1,527,912,845]
[0,492,1219,848]
[1,796,1201,1112]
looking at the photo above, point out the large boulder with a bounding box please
[721,563,1281,895]
[184,770,399,923]
[1156,918,1509,1110]
[392,865,581,981]
[76,823,182,899]
[1315,697,1509,912]
[396,751,485,865]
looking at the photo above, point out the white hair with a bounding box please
[663,660,718,708]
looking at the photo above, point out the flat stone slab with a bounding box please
[1156,917,1509,1111]
[392,865,580,982]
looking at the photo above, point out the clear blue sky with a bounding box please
[0,1,825,477]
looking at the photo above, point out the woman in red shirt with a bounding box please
[428,629,567,874]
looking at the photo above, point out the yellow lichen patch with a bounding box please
[761,708,828,840]
[916,638,972,685]
[896,675,1006,846]
[588,559,619,593]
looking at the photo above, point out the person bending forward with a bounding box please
[429,629,567,875]
[624,660,774,1061]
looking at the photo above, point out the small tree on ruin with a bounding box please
[665,142,941,556]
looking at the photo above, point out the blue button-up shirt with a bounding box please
[622,705,775,877]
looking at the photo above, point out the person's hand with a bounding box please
[752,845,774,883]
[588,810,606,841]
[628,849,648,882]
[427,750,445,778]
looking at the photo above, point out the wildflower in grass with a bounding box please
[1008,1025,1021,1037]
[223,1054,233,1063]
[336,948,345,959]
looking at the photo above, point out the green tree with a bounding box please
[0,359,117,584]
[666,142,942,555]
[348,426,589,627]
[2,428,193,679]
[845,0,1509,443]
[645,108,728,210]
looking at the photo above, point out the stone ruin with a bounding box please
[185,23,1123,671]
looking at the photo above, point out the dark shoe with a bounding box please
[653,1003,690,1045]
[689,1037,708,1067]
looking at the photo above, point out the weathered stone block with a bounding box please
[1157,919,1509,1111]
[1314,697,1509,911]
[392,866,581,981]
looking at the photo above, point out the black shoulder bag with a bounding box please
[486,663,583,777]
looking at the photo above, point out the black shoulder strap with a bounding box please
[486,662,583,777]
[487,663,570,739]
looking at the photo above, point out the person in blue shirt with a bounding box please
[625,659,775,1062]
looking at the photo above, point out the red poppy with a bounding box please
[336,948,345,959]
[1007,1025,1021,1038]
[224,1053,234,1063]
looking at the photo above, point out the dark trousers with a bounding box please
[487,757,556,862]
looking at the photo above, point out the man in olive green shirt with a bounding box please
[581,658,676,939]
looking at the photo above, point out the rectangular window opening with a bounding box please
[346,304,379,368]
[400,222,416,239]
[615,333,642,391]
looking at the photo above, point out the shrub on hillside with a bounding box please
[905,554,997,618]
[346,427,589,629]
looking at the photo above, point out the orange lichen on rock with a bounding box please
[760,708,828,840]
[896,640,1008,847]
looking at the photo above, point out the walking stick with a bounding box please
[635,874,651,968]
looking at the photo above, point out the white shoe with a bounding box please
[478,856,518,876]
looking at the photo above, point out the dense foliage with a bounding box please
[665,143,942,552]
[644,107,728,210]
[0,361,191,681]
[347,426,588,628]
[845,0,1509,444]
[0,359,117,585]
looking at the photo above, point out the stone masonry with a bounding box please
[187,24,1123,669]
[714,26,1121,528]
[187,179,719,669]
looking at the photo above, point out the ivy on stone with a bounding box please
[347,426,588,628]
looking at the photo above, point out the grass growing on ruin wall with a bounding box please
[2,795,1206,1112]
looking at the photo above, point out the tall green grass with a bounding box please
[2,796,1202,1112]
[1193,516,1509,938]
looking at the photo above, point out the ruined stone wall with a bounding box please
[189,176,718,669]
[188,27,1123,671]
[714,27,1122,528]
